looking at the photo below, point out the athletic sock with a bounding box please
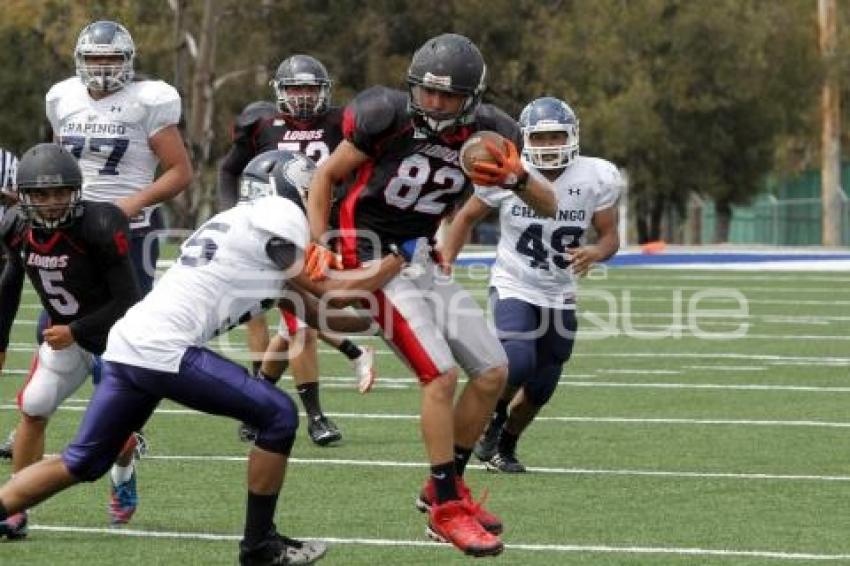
[110,463,134,485]
[498,429,519,456]
[296,381,322,419]
[244,491,279,546]
[430,461,458,503]
[337,339,362,361]
[453,445,473,477]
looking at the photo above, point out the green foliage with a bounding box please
[0,1,836,237]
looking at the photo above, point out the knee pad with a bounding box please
[524,363,562,407]
[254,388,299,455]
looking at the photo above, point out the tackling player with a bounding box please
[0,150,404,565]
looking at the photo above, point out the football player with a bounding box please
[0,147,18,462]
[0,150,404,565]
[307,34,557,557]
[0,144,141,539]
[442,96,621,472]
[38,19,192,523]
[219,54,373,446]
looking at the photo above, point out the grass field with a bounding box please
[1,264,849,565]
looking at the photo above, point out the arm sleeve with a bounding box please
[68,206,140,340]
[0,246,25,351]
[473,186,511,208]
[265,237,300,270]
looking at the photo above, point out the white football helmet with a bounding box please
[75,20,136,92]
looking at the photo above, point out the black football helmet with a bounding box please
[407,33,486,134]
[16,144,84,229]
[239,150,316,210]
[270,55,332,121]
[75,20,136,92]
[519,97,579,169]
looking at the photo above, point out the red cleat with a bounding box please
[415,476,503,535]
[427,499,503,557]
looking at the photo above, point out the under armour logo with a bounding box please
[111,106,122,113]
[567,188,581,196]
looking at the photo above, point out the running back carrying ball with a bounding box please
[459,131,506,177]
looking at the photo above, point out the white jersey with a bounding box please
[103,196,308,372]
[46,77,181,229]
[476,156,622,309]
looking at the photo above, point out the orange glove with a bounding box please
[305,243,342,281]
[470,139,529,190]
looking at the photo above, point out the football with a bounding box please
[459,130,506,176]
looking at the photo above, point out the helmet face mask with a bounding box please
[75,21,136,93]
[16,144,84,230]
[406,34,486,134]
[270,55,332,121]
[519,97,580,170]
[19,187,81,229]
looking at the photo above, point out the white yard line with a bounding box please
[26,525,850,561]
[5,404,850,428]
[71,454,850,483]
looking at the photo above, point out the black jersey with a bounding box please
[218,101,345,210]
[337,86,521,266]
[0,201,140,354]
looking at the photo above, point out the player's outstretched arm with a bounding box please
[118,126,192,218]
[307,140,369,242]
[292,253,404,308]
[279,286,374,335]
[439,195,492,265]
[568,206,619,277]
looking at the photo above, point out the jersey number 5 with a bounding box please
[38,270,80,316]
[516,224,584,270]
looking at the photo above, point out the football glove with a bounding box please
[305,242,342,281]
[471,139,529,190]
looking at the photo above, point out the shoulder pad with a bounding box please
[133,80,181,107]
[475,104,522,147]
[350,86,407,137]
[80,202,131,246]
[249,196,309,250]
[45,77,81,103]
[236,101,278,129]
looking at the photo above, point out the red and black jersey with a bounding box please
[337,86,521,266]
[0,202,140,354]
[218,101,345,210]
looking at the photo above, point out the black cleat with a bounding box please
[307,415,341,446]
[473,424,500,463]
[0,429,15,460]
[485,451,527,474]
[239,531,327,565]
[0,511,28,540]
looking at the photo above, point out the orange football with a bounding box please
[459,130,506,176]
